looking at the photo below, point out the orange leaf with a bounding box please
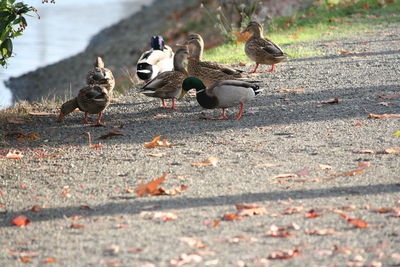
[135,173,167,197]
[16,133,40,140]
[11,215,31,227]
[190,157,219,167]
[378,148,400,154]
[305,209,321,218]
[374,208,394,213]
[20,257,32,263]
[330,168,364,177]
[222,213,242,221]
[70,223,85,229]
[339,213,368,228]
[144,135,176,148]
[42,257,57,263]
[6,150,23,159]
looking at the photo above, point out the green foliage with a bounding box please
[0,0,38,66]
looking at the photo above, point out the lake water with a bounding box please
[0,0,151,109]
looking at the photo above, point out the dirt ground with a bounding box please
[0,23,399,266]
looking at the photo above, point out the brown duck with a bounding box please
[184,33,243,87]
[242,21,287,73]
[139,46,189,110]
[57,85,110,125]
[86,57,115,95]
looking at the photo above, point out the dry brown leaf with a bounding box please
[378,94,400,99]
[268,249,300,260]
[6,150,23,159]
[15,133,40,140]
[98,130,124,139]
[180,237,208,249]
[276,88,305,93]
[153,185,188,196]
[330,168,364,177]
[140,211,177,221]
[144,135,176,148]
[70,223,85,229]
[191,157,219,167]
[147,152,167,157]
[272,173,296,179]
[283,206,304,215]
[88,144,103,149]
[353,149,375,154]
[135,173,167,197]
[237,207,268,217]
[28,111,54,116]
[377,148,400,154]
[222,213,242,221]
[367,112,400,119]
[339,213,368,228]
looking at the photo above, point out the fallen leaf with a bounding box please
[352,149,375,154]
[135,173,167,197]
[265,224,292,238]
[6,117,30,124]
[41,257,57,263]
[88,144,103,149]
[222,213,242,221]
[20,257,32,263]
[321,98,342,104]
[276,88,305,93]
[268,249,300,260]
[140,211,177,221]
[322,42,339,46]
[358,162,371,169]
[339,213,368,228]
[378,94,400,99]
[377,148,400,154]
[191,157,219,167]
[367,112,400,119]
[6,150,24,159]
[255,163,282,167]
[373,208,395,213]
[11,215,31,227]
[16,133,40,140]
[170,253,203,266]
[31,205,42,212]
[283,206,304,215]
[147,152,167,157]
[272,173,296,179]
[236,204,268,216]
[153,185,188,196]
[305,209,321,218]
[127,247,143,253]
[98,130,124,139]
[330,168,364,177]
[70,223,85,229]
[180,237,208,249]
[144,135,176,148]
[306,229,338,236]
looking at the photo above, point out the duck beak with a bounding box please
[178,90,187,100]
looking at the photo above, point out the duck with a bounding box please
[139,46,189,110]
[57,85,110,125]
[86,57,115,94]
[183,33,243,87]
[242,21,287,73]
[136,36,174,82]
[179,77,263,120]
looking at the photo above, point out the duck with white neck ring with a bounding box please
[179,77,263,120]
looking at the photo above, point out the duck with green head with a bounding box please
[180,77,263,120]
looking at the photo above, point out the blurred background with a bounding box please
[0,0,150,109]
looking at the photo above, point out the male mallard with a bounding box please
[136,36,174,82]
[180,77,263,120]
[242,21,287,73]
[184,33,243,87]
[139,46,189,110]
[57,85,110,125]
[86,57,115,94]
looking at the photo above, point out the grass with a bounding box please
[204,0,400,63]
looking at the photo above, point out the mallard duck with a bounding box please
[57,85,110,125]
[183,33,243,87]
[242,21,287,73]
[179,77,263,120]
[86,57,115,94]
[139,46,189,110]
[136,36,174,82]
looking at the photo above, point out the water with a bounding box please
[0,0,150,109]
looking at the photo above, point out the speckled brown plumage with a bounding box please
[86,57,115,95]
[184,34,243,87]
[243,21,287,73]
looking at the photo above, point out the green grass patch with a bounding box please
[204,0,400,63]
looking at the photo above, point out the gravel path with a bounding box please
[1,23,400,266]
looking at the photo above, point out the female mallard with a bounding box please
[179,77,263,120]
[57,85,110,125]
[184,33,243,87]
[242,21,287,73]
[86,57,115,95]
[136,36,174,82]
[139,46,189,110]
